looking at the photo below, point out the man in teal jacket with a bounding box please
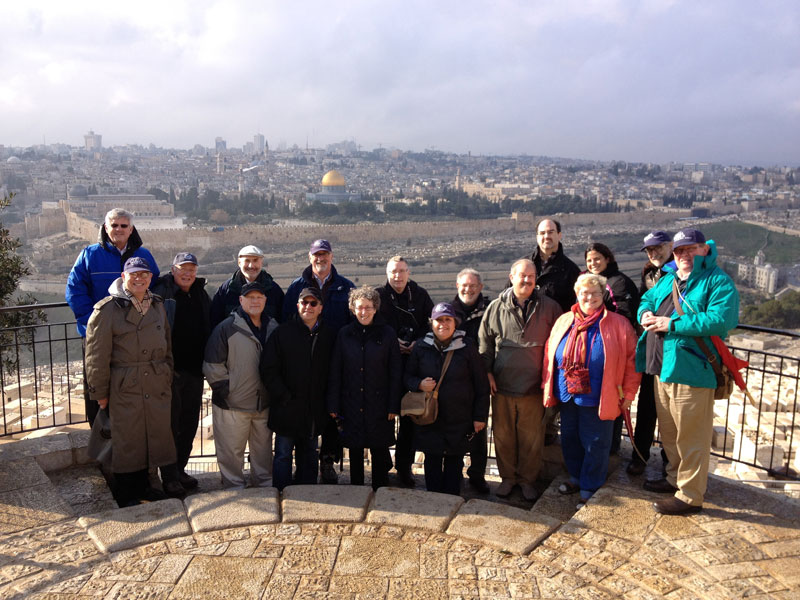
[636,228,739,515]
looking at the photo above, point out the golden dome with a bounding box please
[321,170,346,187]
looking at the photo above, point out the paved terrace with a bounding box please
[0,433,798,599]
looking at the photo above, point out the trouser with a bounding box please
[171,370,204,470]
[543,403,560,437]
[394,415,416,472]
[466,427,488,481]
[492,392,544,485]
[424,453,464,496]
[212,405,273,489]
[273,433,319,490]
[348,446,390,490]
[631,373,667,466]
[654,376,715,506]
[113,469,149,506]
[82,338,99,427]
[319,417,342,465]
[560,399,614,500]
[610,415,623,454]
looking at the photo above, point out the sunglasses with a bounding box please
[300,300,319,307]
[109,223,129,229]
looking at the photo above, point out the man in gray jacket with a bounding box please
[478,259,560,501]
[204,282,277,488]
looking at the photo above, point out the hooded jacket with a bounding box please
[203,307,277,412]
[635,241,739,389]
[283,264,355,333]
[66,225,160,336]
[84,278,174,473]
[478,288,561,396]
[596,262,640,328]
[210,269,284,328]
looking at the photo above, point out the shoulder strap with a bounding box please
[672,280,723,377]
[431,351,455,398]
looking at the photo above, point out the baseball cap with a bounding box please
[173,252,198,266]
[641,230,672,251]
[309,239,332,254]
[672,228,706,249]
[123,257,151,273]
[240,281,267,297]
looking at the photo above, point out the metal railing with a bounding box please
[0,303,797,480]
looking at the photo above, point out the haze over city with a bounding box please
[1,0,798,166]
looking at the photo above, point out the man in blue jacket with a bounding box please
[66,208,159,424]
[637,228,739,515]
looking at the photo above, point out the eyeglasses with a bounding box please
[109,223,129,229]
[300,300,319,307]
[578,291,603,298]
[127,271,151,279]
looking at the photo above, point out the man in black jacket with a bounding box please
[262,288,335,490]
[451,268,491,493]
[153,252,211,494]
[376,256,434,487]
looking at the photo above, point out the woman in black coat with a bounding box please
[404,303,490,496]
[327,286,402,490]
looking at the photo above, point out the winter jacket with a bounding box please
[530,243,581,313]
[66,225,159,336]
[451,294,490,344]
[639,259,677,296]
[152,273,211,374]
[635,241,739,389]
[84,279,174,473]
[203,307,277,412]
[210,269,284,328]
[543,309,641,420]
[326,321,402,449]
[376,280,434,342]
[283,265,355,333]
[597,263,640,328]
[261,319,336,438]
[479,288,561,396]
[404,331,490,455]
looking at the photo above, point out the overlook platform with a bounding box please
[1,434,798,599]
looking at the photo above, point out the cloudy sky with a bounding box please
[2,1,798,165]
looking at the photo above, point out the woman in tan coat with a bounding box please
[85,257,176,506]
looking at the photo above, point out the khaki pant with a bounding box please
[654,377,715,506]
[212,405,273,489]
[492,392,544,485]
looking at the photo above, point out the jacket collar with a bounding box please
[421,329,466,352]
[98,223,144,253]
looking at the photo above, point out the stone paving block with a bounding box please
[170,555,275,599]
[282,484,372,523]
[69,429,93,465]
[0,482,75,534]
[276,545,338,575]
[334,535,419,577]
[571,484,657,543]
[148,553,192,584]
[184,487,279,533]
[79,498,191,553]
[365,487,463,532]
[388,578,448,599]
[0,457,49,493]
[0,434,72,463]
[446,498,560,555]
[329,575,389,597]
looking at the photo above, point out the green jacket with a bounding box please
[635,240,739,389]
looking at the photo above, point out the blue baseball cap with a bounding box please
[173,252,198,266]
[123,257,151,273]
[672,228,706,249]
[641,230,672,251]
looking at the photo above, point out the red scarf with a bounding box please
[562,303,605,367]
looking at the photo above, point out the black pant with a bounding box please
[424,453,464,496]
[171,370,204,470]
[82,338,99,426]
[349,447,390,490]
[320,416,342,464]
[610,415,624,454]
[631,373,658,463]
[394,415,415,472]
[466,428,488,481]
[113,469,149,505]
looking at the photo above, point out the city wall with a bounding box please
[52,207,688,252]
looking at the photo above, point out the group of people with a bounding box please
[67,209,739,516]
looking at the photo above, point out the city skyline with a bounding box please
[2,1,798,166]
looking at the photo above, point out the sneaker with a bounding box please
[163,480,186,499]
[178,471,199,489]
[320,461,338,484]
[495,480,515,497]
[520,483,539,502]
[468,477,490,494]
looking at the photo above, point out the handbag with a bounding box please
[672,281,734,400]
[87,407,113,468]
[401,350,454,426]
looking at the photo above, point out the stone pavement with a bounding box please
[0,434,799,598]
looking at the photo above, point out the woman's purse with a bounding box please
[401,351,454,426]
[87,407,113,468]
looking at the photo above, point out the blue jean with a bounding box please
[560,399,614,500]
[273,434,318,491]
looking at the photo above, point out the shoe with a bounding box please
[544,433,558,446]
[141,487,168,502]
[520,483,539,502]
[653,497,702,515]
[558,481,580,495]
[643,478,678,494]
[626,460,646,476]
[468,477,490,494]
[398,469,416,488]
[320,461,338,484]
[163,480,186,499]
[495,480,514,497]
[178,471,199,489]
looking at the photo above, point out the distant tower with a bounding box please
[215,137,227,152]
[216,153,225,175]
[84,130,102,151]
[455,167,461,191]
[254,133,265,155]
